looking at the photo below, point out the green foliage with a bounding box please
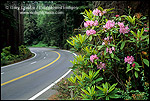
[143,59,149,67]
[67,34,87,51]
[67,70,103,99]
[64,5,149,100]
[1,45,32,66]
[126,62,142,78]
[96,82,119,100]
[31,41,48,47]
[23,1,93,48]
[80,86,96,100]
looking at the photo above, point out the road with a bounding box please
[1,47,75,100]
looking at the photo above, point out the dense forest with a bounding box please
[1,1,149,52]
[23,1,94,49]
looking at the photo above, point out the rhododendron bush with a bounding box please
[67,6,149,100]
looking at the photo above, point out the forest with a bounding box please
[1,1,149,100]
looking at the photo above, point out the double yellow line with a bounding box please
[1,51,61,86]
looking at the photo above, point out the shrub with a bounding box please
[1,45,33,66]
[65,6,149,100]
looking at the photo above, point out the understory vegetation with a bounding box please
[53,6,149,100]
[1,45,33,66]
[23,1,93,49]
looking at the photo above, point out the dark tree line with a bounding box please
[1,1,24,54]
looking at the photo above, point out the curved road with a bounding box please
[1,47,75,100]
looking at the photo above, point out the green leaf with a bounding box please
[85,9,90,19]
[93,69,100,78]
[113,55,120,61]
[108,83,118,93]
[89,35,92,41]
[104,49,107,56]
[143,59,149,67]
[96,86,104,91]
[97,6,104,11]
[106,8,114,12]
[80,93,88,99]
[120,41,126,50]
[130,30,137,37]
[109,44,115,47]
[140,28,144,36]
[97,45,103,50]
[134,67,140,71]
[127,63,130,69]
[95,77,103,82]
[135,71,138,78]
[81,88,90,96]
[111,53,114,58]
[141,35,149,40]
[137,30,140,38]
[68,86,75,88]
[106,96,110,100]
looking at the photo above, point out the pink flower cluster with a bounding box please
[118,22,130,34]
[103,20,115,29]
[116,15,119,17]
[124,56,135,64]
[90,54,99,63]
[84,20,98,27]
[106,47,115,54]
[97,62,106,70]
[93,8,106,16]
[102,36,113,45]
[86,29,96,36]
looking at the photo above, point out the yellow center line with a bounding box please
[1,51,61,86]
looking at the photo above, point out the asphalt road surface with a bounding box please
[1,47,75,100]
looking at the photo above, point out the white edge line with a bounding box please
[30,61,37,64]
[1,72,4,75]
[1,51,37,69]
[28,50,77,100]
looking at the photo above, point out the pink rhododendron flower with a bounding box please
[116,15,119,17]
[86,30,91,36]
[106,47,109,53]
[132,63,136,67]
[97,62,106,70]
[119,26,130,34]
[117,22,130,34]
[102,42,105,45]
[102,36,113,45]
[89,21,94,26]
[102,11,107,14]
[144,29,148,32]
[84,22,88,27]
[112,47,115,51]
[86,29,96,36]
[84,21,93,27]
[118,22,124,28]
[106,47,115,54]
[90,29,96,34]
[93,8,101,16]
[110,36,113,39]
[103,20,115,29]
[90,54,99,63]
[94,20,99,26]
[108,48,112,54]
[84,20,99,27]
[124,56,135,64]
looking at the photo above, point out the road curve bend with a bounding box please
[1,47,75,100]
